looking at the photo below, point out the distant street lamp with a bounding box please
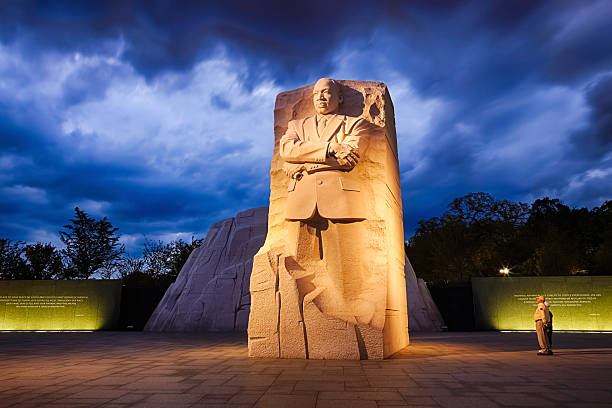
[499,267,510,276]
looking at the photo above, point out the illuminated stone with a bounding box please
[0,280,121,330]
[404,256,445,331]
[473,276,612,331]
[145,205,442,339]
[145,207,268,332]
[248,79,409,359]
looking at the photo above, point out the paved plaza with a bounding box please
[0,331,610,407]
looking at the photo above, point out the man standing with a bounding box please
[534,295,553,355]
[279,77,377,325]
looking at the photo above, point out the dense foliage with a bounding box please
[59,207,125,279]
[406,193,612,283]
[0,207,203,281]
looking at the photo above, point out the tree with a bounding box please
[165,237,203,278]
[59,207,124,279]
[407,193,531,283]
[0,239,27,279]
[407,193,611,283]
[116,254,145,279]
[24,243,63,279]
[143,239,167,278]
[0,240,64,279]
[142,237,203,279]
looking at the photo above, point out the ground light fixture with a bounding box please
[499,267,510,276]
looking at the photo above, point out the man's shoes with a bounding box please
[537,350,554,356]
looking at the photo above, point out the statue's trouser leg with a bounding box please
[288,211,368,322]
[321,219,367,320]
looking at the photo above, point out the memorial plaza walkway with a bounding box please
[0,331,610,407]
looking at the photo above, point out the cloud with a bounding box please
[1,0,611,248]
[0,40,280,251]
[562,164,612,208]
[570,74,612,158]
[1,185,48,204]
[546,0,612,82]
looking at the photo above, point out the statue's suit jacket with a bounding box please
[279,114,372,220]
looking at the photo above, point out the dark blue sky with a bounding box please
[1,0,611,253]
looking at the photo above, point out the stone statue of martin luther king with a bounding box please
[280,78,370,220]
[248,77,409,360]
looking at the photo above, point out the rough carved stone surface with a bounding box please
[144,207,268,332]
[404,256,445,331]
[144,205,442,335]
[248,79,409,359]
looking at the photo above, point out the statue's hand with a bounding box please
[283,163,306,179]
[329,143,359,166]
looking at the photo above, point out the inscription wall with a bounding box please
[0,280,122,330]
[472,276,612,331]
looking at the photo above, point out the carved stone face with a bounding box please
[313,78,343,115]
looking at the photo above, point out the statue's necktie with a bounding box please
[317,116,327,137]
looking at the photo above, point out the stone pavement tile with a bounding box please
[344,379,371,389]
[442,382,466,389]
[254,394,317,408]
[109,392,149,404]
[28,385,72,395]
[115,366,150,375]
[539,389,578,403]
[54,397,115,406]
[5,377,67,387]
[318,391,404,401]
[1,332,611,406]
[191,373,235,383]
[400,396,440,406]
[120,378,193,391]
[69,388,130,399]
[271,378,298,386]
[344,368,366,376]
[0,395,52,408]
[188,384,241,395]
[261,367,285,374]
[398,387,453,397]
[134,375,187,383]
[500,385,545,393]
[290,390,319,397]
[363,369,405,376]
[294,381,344,391]
[143,392,202,404]
[277,372,325,381]
[451,374,518,383]
[367,376,417,388]
[575,404,612,408]
[316,400,377,408]
[83,376,147,386]
[199,397,235,404]
[432,396,500,408]
[407,373,455,380]
[488,394,555,407]
[227,391,265,404]
[325,360,363,367]
[571,389,612,403]
[266,383,296,394]
[48,384,91,394]
[23,403,96,408]
[225,374,278,387]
